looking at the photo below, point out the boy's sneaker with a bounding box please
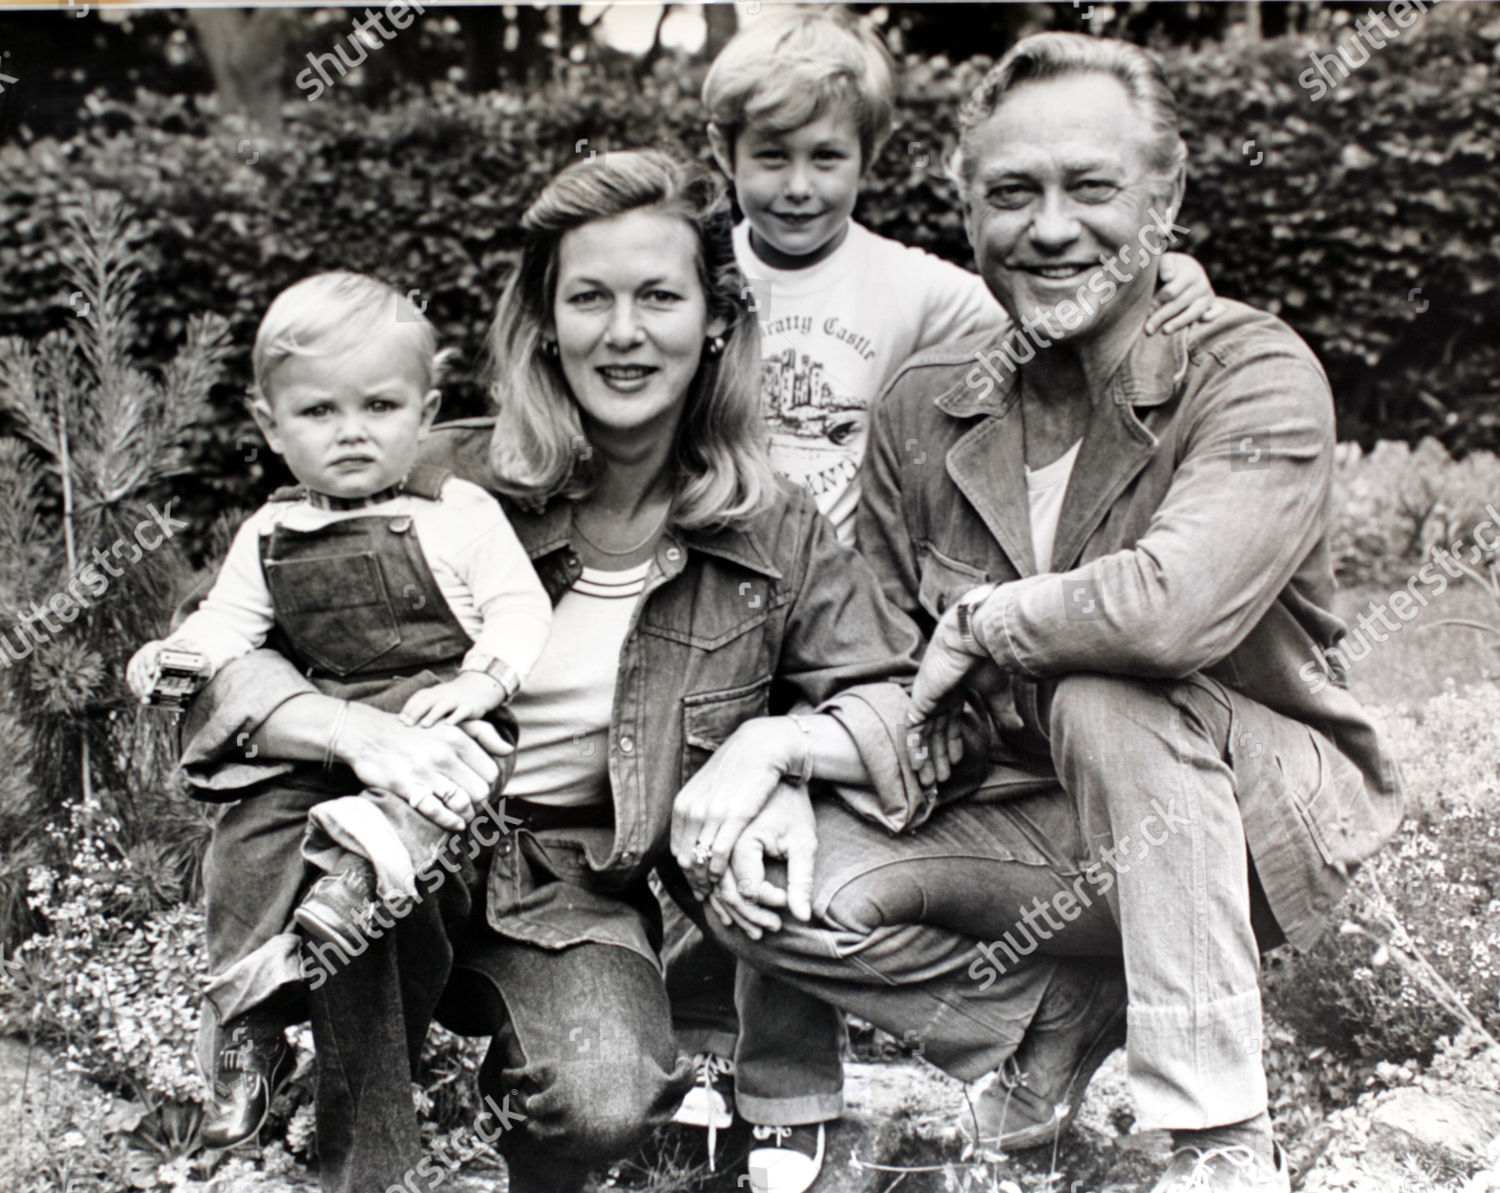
[673,1052,735,1128]
[746,1123,826,1193]
[294,860,379,956]
[961,964,1127,1151]
[201,1012,292,1149]
[672,1053,734,1169]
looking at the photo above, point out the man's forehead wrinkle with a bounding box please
[974,143,1131,181]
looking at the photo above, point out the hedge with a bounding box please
[2,19,1498,535]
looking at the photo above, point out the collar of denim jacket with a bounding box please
[934,321,1190,420]
[504,490,783,581]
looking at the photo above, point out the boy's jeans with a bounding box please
[663,900,848,1125]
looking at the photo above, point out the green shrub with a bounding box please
[1263,683,1500,1065]
[2,20,1498,549]
[1,799,499,1189]
[1332,438,1500,586]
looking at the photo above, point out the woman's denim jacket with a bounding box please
[179,419,986,961]
[857,299,1403,951]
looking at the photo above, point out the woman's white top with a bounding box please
[505,561,652,809]
[1026,439,1082,575]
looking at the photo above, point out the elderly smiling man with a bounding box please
[691,31,1403,1193]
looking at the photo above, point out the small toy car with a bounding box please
[147,648,210,713]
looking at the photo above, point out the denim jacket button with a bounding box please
[388,516,413,534]
[619,736,635,754]
[620,850,636,865]
[665,546,682,562]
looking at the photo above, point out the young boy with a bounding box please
[705,10,1219,545]
[128,271,552,1148]
[672,13,1223,1191]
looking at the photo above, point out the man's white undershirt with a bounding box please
[1026,440,1082,575]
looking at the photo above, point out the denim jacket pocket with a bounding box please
[263,552,401,676]
[681,676,773,782]
[916,543,990,622]
[642,576,785,652]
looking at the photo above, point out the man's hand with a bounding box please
[907,587,1001,772]
[707,782,817,941]
[672,717,803,899]
[341,702,513,832]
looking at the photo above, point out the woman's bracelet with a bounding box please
[784,715,815,787]
[323,700,351,774]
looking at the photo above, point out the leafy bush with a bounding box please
[0,800,500,1190]
[1332,438,1500,586]
[1263,683,1500,1065]
[2,17,1498,547]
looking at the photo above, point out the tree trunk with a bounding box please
[188,9,288,130]
[455,5,505,92]
[1243,0,1264,41]
[703,1,738,61]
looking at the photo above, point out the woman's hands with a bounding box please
[672,716,805,898]
[337,700,514,832]
[704,781,817,941]
[1148,252,1224,336]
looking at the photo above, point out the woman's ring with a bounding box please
[691,843,713,867]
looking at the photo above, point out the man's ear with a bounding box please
[1159,165,1187,229]
[706,122,736,180]
[247,396,283,457]
[415,388,442,437]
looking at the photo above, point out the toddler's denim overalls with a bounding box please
[201,465,515,1028]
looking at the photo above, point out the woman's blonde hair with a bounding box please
[485,149,776,532]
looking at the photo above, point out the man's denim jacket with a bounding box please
[858,300,1403,951]
[179,419,985,962]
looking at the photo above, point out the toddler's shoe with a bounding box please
[201,1011,292,1149]
[294,859,380,956]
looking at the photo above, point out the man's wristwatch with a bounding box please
[953,584,998,657]
[462,653,521,702]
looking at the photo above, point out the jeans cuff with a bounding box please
[674,1027,738,1060]
[1126,989,1268,1130]
[736,1089,843,1127]
[204,932,304,1024]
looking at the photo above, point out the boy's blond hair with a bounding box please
[702,9,896,168]
[251,271,454,405]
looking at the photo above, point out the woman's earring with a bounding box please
[541,339,559,359]
[706,335,726,357]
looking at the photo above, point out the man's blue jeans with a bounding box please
[706,672,1340,1131]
